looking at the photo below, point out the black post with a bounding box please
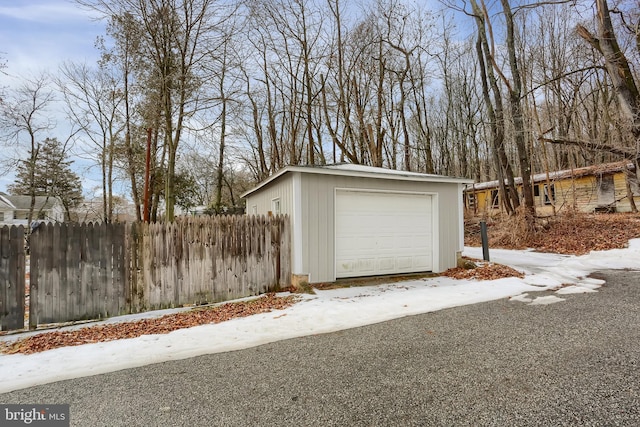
[480,221,490,262]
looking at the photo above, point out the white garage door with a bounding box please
[335,190,433,278]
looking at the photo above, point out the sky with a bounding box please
[0,0,103,78]
[1,240,639,394]
[0,0,462,198]
[0,0,105,194]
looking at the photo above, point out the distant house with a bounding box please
[0,193,65,226]
[465,161,640,215]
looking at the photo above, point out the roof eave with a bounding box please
[241,166,474,199]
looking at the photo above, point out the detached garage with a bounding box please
[241,164,473,284]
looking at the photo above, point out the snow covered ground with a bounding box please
[1,240,639,394]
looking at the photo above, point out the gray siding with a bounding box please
[300,174,462,283]
[244,175,294,217]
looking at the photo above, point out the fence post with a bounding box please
[480,221,490,262]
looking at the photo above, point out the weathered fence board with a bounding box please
[30,222,130,325]
[136,215,290,311]
[21,215,290,329]
[0,225,25,331]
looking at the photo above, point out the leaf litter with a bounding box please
[1,294,298,355]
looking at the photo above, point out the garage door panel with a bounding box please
[396,256,413,270]
[377,235,396,250]
[336,259,353,275]
[357,236,377,251]
[413,255,431,269]
[378,258,395,271]
[336,190,433,278]
[357,259,376,273]
[395,235,415,249]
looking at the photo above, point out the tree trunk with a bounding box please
[500,0,535,223]
[215,97,227,212]
[470,0,521,214]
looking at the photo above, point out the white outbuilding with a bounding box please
[241,164,473,284]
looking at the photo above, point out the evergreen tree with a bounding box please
[9,137,83,221]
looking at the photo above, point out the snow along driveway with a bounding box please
[1,239,639,394]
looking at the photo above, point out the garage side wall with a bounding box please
[301,175,462,283]
[244,176,294,217]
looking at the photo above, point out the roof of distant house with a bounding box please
[0,194,61,211]
[466,161,636,191]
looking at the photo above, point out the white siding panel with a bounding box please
[244,175,294,217]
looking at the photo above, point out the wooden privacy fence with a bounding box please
[29,222,129,328]
[0,215,290,331]
[128,215,291,312]
[0,225,26,331]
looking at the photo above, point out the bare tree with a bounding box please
[498,0,535,221]
[104,12,145,221]
[0,74,56,225]
[207,24,244,213]
[246,0,326,167]
[432,35,484,180]
[468,0,519,214]
[58,61,125,223]
[79,0,234,221]
[379,0,424,171]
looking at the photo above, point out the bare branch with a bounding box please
[539,136,636,159]
[576,24,602,53]
[524,66,606,97]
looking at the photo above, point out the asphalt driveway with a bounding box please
[1,270,639,426]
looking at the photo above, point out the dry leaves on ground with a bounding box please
[530,214,640,254]
[465,212,640,255]
[442,262,525,281]
[0,294,298,355]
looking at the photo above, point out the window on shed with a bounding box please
[543,184,555,205]
[271,198,281,215]
[534,185,540,197]
[597,174,615,205]
[491,190,499,208]
[466,193,476,208]
[0,212,4,221]
[251,205,257,215]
